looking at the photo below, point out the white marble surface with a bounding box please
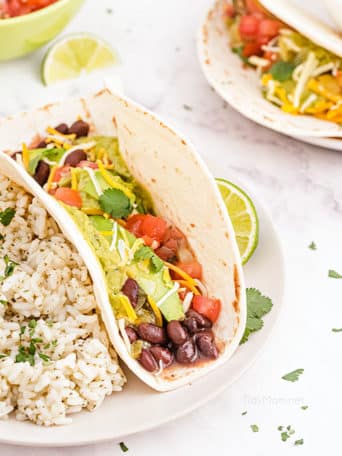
[0,0,342,454]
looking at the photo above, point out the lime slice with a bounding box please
[41,34,119,85]
[216,178,259,264]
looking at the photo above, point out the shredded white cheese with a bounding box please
[293,52,317,108]
[84,167,102,196]
[155,360,164,376]
[311,62,336,78]
[118,319,131,353]
[194,279,208,297]
[182,292,193,313]
[281,37,301,53]
[156,282,180,308]
[300,93,317,113]
[248,56,270,68]
[109,222,118,251]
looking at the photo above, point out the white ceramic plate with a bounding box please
[0,168,285,447]
[198,0,342,151]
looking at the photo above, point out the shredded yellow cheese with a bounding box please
[98,231,114,236]
[97,160,134,200]
[261,73,272,85]
[147,296,163,326]
[307,79,342,104]
[46,166,57,191]
[71,168,78,190]
[119,295,137,323]
[176,279,200,295]
[163,261,196,287]
[81,208,104,215]
[46,126,76,139]
[22,143,29,169]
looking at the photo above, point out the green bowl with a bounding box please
[0,0,84,61]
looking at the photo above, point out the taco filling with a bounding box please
[10,120,222,374]
[225,0,342,123]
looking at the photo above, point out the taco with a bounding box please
[0,89,246,391]
[199,0,342,138]
[226,0,342,123]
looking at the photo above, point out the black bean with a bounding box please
[33,161,50,186]
[138,323,166,345]
[125,326,138,344]
[166,320,188,345]
[186,309,212,329]
[54,123,69,134]
[138,349,158,372]
[176,339,197,364]
[150,346,173,367]
[121,278,139,308]
[196,333,218,359]
[68,120,90,138]
[64,149,87,167]
[37,140,47,148]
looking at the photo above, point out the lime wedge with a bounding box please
[216,178,259,264]
[41,33,119,85]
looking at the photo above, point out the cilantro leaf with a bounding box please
[0,354,7,359]
[134,245,164,273]
[250,424,259,433]
[328,269,342,279]
[232,45,250,65]
[301,405,308,410]
[294,439,304,446]
[119,442,129,452]
[99,188,133,218]
[332,328,342,332]
[0,299,7,306]
[282,368,304,382]
[0,208,15,227]
[308,241,316,250]
[281,431,290,442]
[240,288,273,344]
[39,353,50,362]
[269,61,295,81]
[0,255,18,282]
[242,410,247,416]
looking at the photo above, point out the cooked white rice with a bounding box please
[0,175,126,426]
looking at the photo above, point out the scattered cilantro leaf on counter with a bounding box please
[250,424,259,433]
[0,208,15,226]
[240,288,273,344]
[282,369,304,382]
[294,439,304,446]
[308,241,317,250]
[99,189,133,218]
[119,441,129,452]
[134,246,163,273]
[106,8,113,14]
[183,104,192,111]
[278,426,283,431]
[328,269,342,279]
[301,405,308,410]
[332,328,342,332]
[281,431,290,442]
[269,61,295,82]
[242,410,247,416]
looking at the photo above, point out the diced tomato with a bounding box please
[126,214,167,243]
[192,296,222,323]
[77,161,98,169]
[239,15,260,40]
[257,19,281,45]
[53,166,71,182]
[174,262,203,280]
[55,188,82,208]
[242,42,262,57]
[178,289,187,301]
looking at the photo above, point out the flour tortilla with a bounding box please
[0,89,246,391]
[198,0,342,138]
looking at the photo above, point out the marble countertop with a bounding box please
[0,0,341,454]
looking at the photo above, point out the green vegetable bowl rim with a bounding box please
[0,0,80,26]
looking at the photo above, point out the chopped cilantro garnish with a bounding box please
[269,61,295,82]
[0,208,15,227]
[332,328,342,332]
[242,410,247,416]
[278,426,283,431]
[0,299,7,306]
[99,188,133,218]
[301,405,308,410]
[20,326,26,336]
[51,339,58,347]
[282,369,304,382]
[294,439,304,446]
[240,288,273,344]
[15,345,35,366]
[119,441,129,452]
[328,269,342,279]
[308,241,316,250]
[28,319,37,329]
[0,354,7,359]
[134,245,164,273]
[0,255,18,281]
[0,234,4,241]
[250,424,259,433]
[31,338,43,344]
[39,353,50,362]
